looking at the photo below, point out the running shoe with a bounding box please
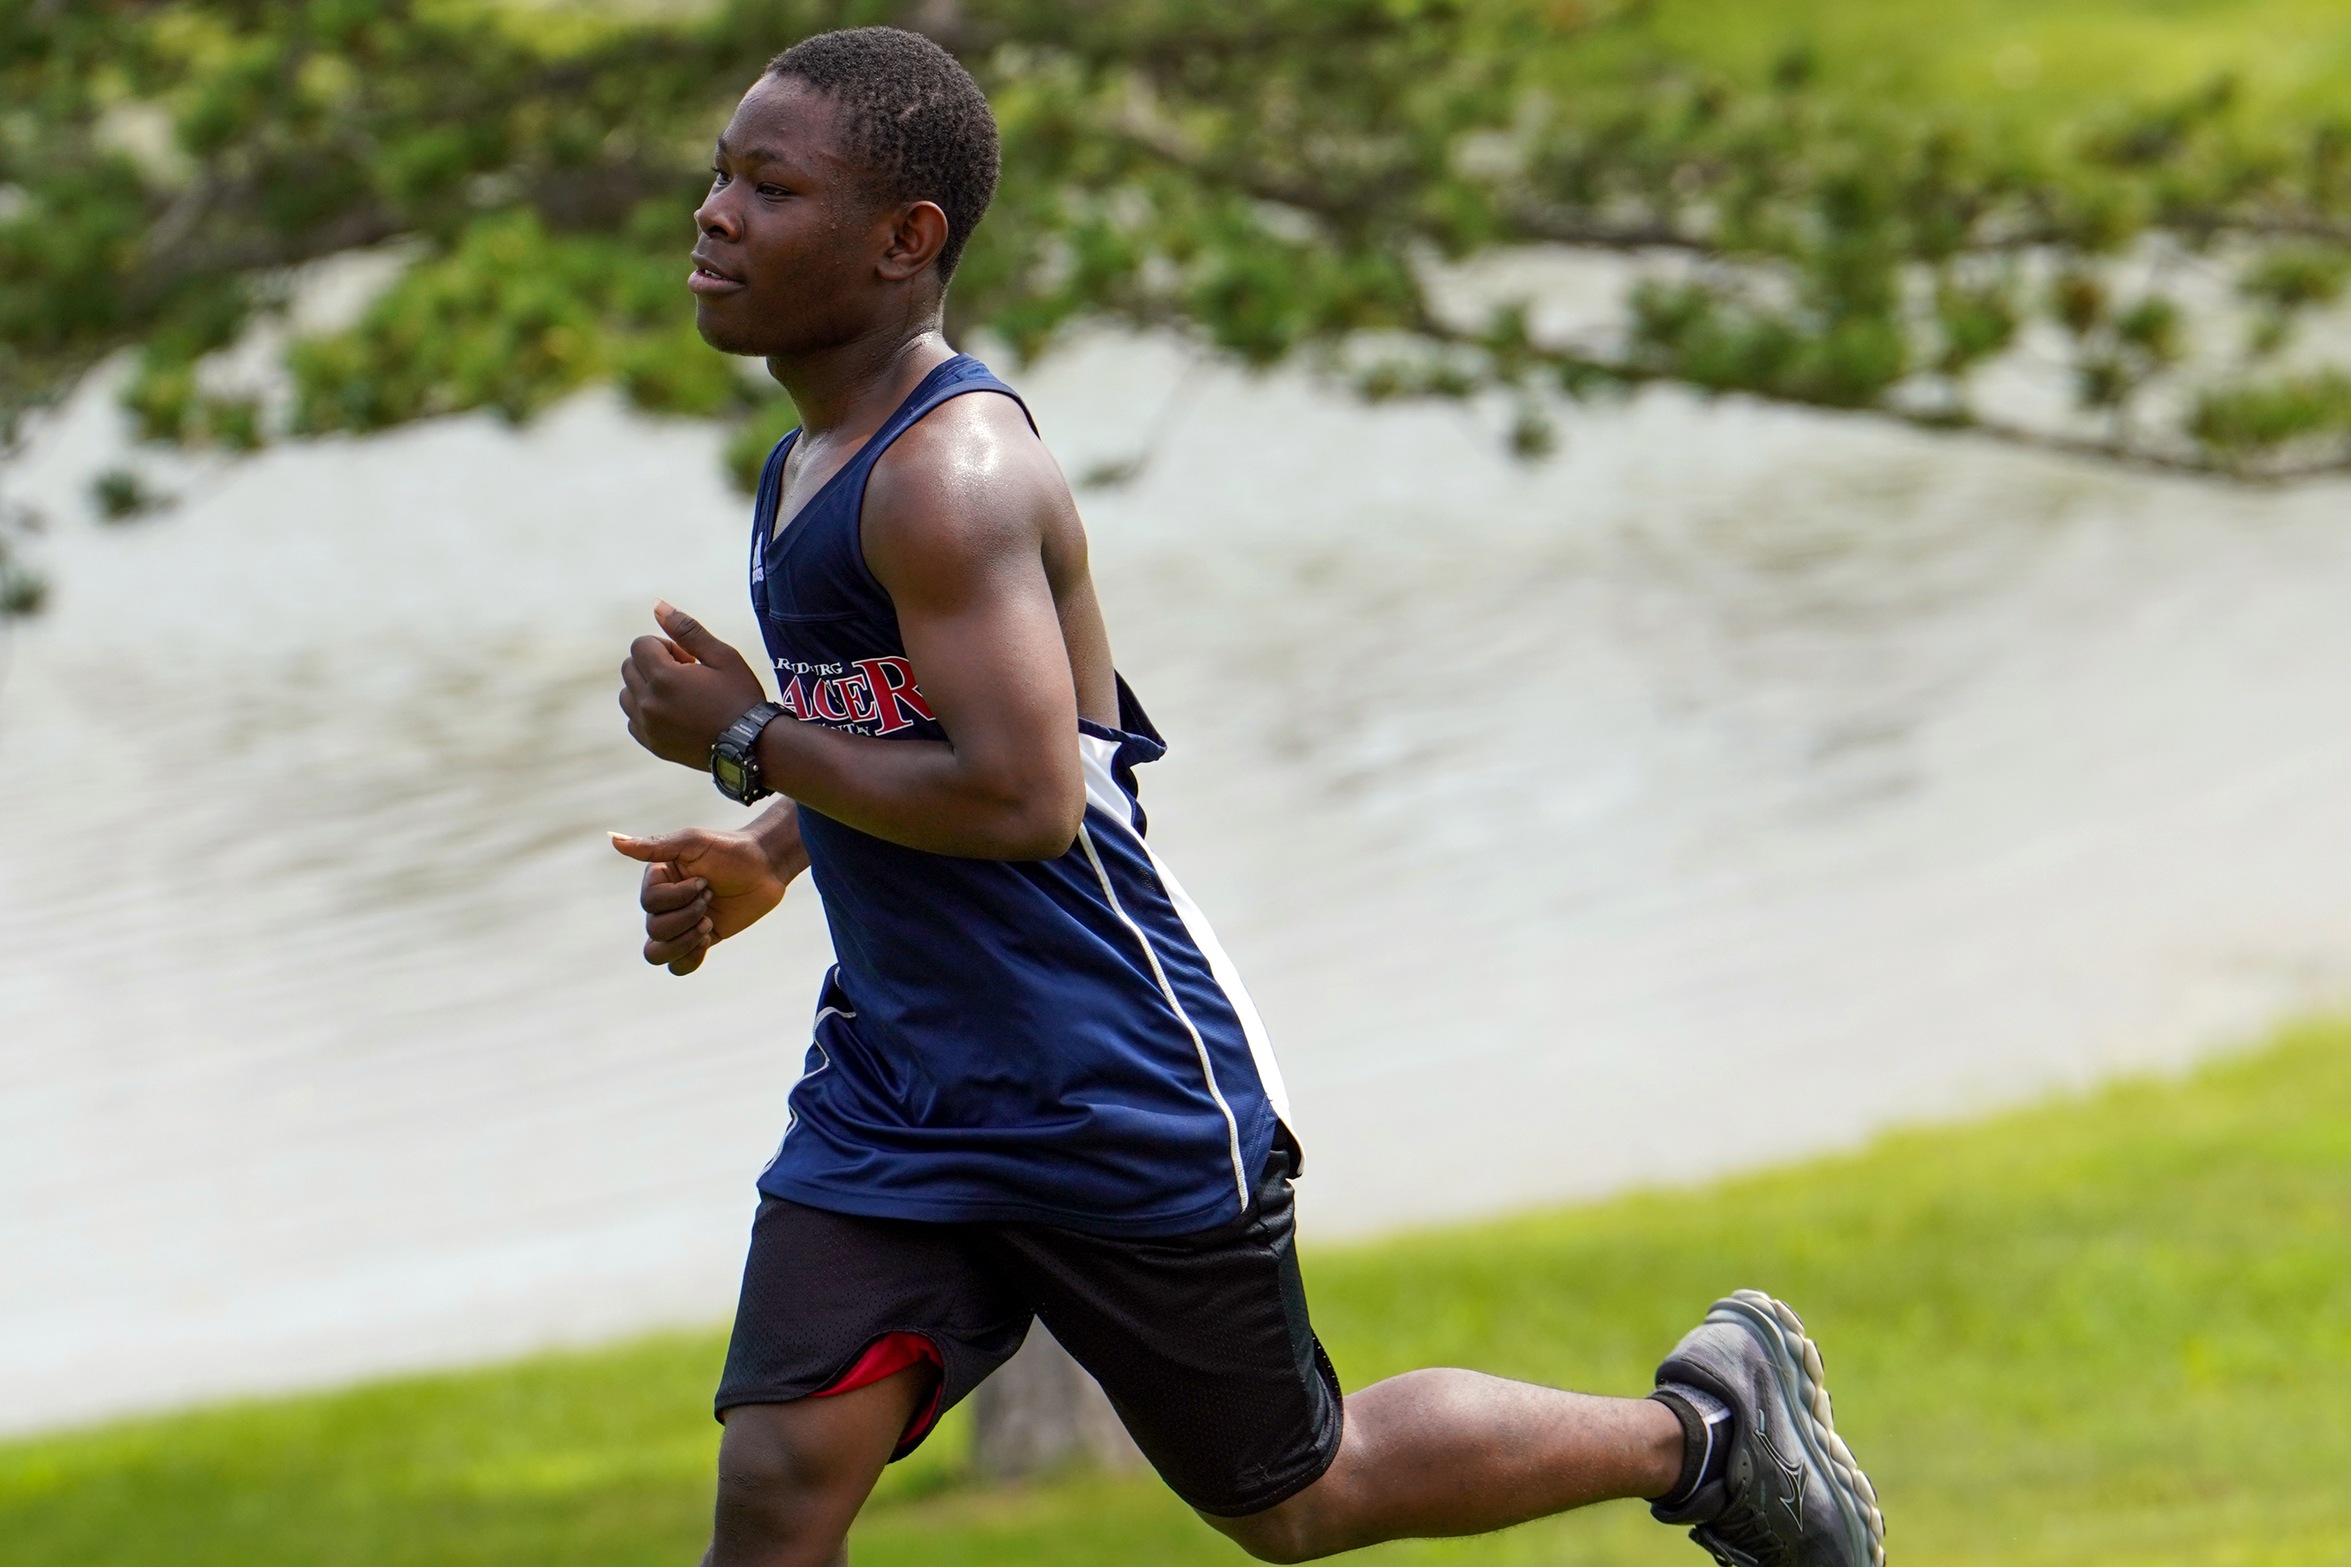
[1653,1289,1885,1567]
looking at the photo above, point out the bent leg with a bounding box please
[1206,1370,1683,1563]
[703,1364,933,1567]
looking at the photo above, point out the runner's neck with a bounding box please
[765,325,956,440]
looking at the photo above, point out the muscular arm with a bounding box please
[752,396,1082,857]
[619,394,1087,860]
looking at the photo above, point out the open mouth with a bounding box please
[688,255,745,295]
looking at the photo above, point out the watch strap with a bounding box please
[710,701,787,803]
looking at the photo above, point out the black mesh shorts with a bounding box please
[714,1134,1344,1517]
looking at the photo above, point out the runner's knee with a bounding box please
[716,1423,842,1505]
[708,1405,873,1564]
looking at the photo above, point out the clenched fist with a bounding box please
[618,600,769,768]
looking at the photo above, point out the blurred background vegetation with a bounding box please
[8,0,2351,530]
[7,0,2351,619]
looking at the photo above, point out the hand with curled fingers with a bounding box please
[610,804,808,975]
[618,600,769,769]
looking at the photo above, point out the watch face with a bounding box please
[714,754,749,793]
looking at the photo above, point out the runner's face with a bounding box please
[690,77,886,357]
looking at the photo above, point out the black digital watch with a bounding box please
[709,701,787,804]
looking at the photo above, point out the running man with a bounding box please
[612,27,1884,1567]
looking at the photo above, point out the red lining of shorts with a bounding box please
[812,1331,945,1449]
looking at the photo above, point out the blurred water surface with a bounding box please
[7,331,2351,1433]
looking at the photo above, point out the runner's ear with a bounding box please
[876,200,950,283]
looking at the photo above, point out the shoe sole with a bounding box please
[1713,1289,1886,1567]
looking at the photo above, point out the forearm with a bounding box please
[746,798,812,880]
[756,717,1078,860]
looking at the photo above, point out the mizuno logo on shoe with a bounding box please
[1759,1427,1806,1528]
[1657,1293,1886,1567]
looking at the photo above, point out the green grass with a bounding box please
[538,0,2351,137]
[1558,0,2351,131]
[6,1016,2349,1565]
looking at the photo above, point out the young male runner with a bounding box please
[612,27,1885,1567]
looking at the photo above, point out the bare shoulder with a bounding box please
[861,390,1077,595]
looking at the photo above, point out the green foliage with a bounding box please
[287,210,747,432]
[1933,277,2019,375]
[2189,371,2351,465]
[6,0,2351,486]
[0,533,44,619]
[2241,246,2351,312]
[5,1018,2351,1567]
[2240,246,2350,357]
[123,360,261,450]
[1629,281,1909,408]
[90,467,165,523]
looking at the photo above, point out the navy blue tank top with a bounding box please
[748,354,1290,1237]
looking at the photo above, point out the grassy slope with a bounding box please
[1574,0,2351,125]
[535,0,2351,129]
[5,1018,2348,1567]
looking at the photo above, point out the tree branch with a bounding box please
[1380,303,2351,482]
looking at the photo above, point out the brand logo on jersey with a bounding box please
[773,654,935,736]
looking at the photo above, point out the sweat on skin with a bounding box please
[607,36,1867,1567]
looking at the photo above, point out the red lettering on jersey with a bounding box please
[855,656,934,735]
[809,677,853,723]
[843,671,879,724]
[777,675,812,721]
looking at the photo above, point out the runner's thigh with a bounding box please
[717,1196,1030,1456]
[983,1142,1343,1517]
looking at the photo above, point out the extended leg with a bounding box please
[701,1364,933,1567]
[1205,1370,1683,1563]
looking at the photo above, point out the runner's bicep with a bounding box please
[863,464,1080,797]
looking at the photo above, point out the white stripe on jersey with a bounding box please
[1076,732,1292,1125]
[1074,818,1249,1207]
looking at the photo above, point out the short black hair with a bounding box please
[766,27,1000,283]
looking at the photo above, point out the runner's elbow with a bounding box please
[968,768,1083,860]
[992,789,1085,860]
